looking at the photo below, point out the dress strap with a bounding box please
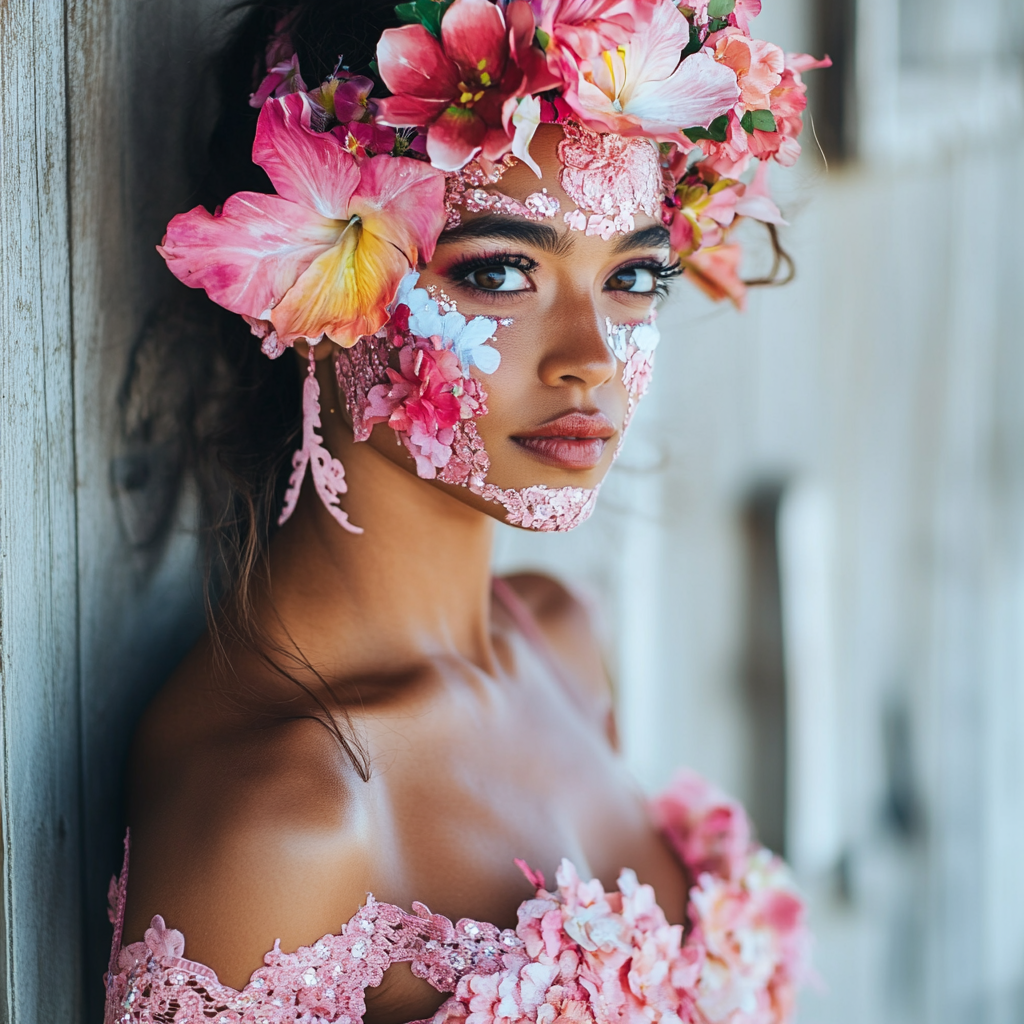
[491,577,591,714]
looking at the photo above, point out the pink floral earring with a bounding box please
[278,348,363,534]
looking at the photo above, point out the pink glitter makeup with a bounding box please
[557,122,664,239]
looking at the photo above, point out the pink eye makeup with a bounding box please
[442,251,540,296]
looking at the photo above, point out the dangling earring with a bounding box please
[278,347,362,534]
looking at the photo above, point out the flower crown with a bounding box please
[158,0,829,354]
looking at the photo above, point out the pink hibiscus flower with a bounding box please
[158,91,446,348]
[375,0,558,171]
[557,0,740,142]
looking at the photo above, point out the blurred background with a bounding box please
[495,1,1024,1021]
[1,0,1021,1020]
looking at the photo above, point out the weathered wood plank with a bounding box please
[66,1,232,1015]
[0,0,82,1020]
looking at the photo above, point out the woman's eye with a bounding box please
[465,265,531,292]
[606,267,657,293]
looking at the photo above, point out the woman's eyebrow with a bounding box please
[612,225,671,253]
[438,215,567,253]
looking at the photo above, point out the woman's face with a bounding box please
[344,125,674,528]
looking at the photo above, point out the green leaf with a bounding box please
[681,23,703,58]
[740,108,777,133]
[393,0,452,37]
[707,0,735,16]
[707,113,729,141]
[682,113,730,144]
[535,28,551,50]
[707,17,730,32]
[369,59,379,75]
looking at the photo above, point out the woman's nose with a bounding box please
[537,304,618,390]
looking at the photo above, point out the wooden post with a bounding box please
[0,0,83,1019]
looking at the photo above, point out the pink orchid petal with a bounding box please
[157,193,339,319]
[440,0,509,78]
[252,93,361,219]
[426,107,488,171]
[350,155,447,265]
[377,24,460,100]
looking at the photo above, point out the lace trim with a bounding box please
[105,771,808,1024]
[106,894,522,1024]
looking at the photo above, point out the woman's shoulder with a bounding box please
[124,686,383,990]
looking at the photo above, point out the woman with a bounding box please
[106,1,825,1021]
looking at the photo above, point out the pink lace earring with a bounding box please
[278,347,363,534]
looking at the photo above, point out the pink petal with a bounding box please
[375,94,453,128]
[786,51,832,73]
[157,193,339,319]
[441,0,509,78]
[621,0,691,84]
[627,49,740,133]
[252,93,361,219]
[350,155,447,264]
[377,24,460,100]
[426,107,488,171]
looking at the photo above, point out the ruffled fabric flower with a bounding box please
[364,339,488,478]
[375,0,558,171]
[158,92,446,347]
[558,0,739,141]
[429,778,809,1024]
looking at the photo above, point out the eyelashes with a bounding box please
[442,249,679,299]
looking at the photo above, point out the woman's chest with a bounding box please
[352,651,690,946]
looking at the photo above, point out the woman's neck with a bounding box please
[253,398,498,681]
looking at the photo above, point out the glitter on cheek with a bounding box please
[605,316,661,460]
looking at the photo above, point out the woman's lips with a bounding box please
[512,412,616,471]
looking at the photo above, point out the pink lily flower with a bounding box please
[375,0,558,171]
[157,91,446,348]
[531,0,654,62]
[558,0,740,141]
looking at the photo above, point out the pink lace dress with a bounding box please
[104,769,808,1024]
[105,582,809,1024]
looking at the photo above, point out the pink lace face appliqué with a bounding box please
[558,121,665,239]
[444,159,561,230]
